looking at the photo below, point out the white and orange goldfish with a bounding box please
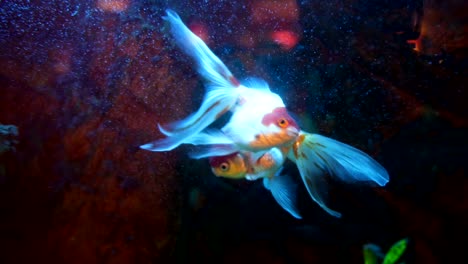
[140,10,390,218]
[140,10,300,154]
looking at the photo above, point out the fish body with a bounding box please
[222,95,300,151]
[140,10,299,153]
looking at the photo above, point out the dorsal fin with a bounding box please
[241,77,271,91]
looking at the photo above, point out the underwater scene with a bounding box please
[0,0,467,263]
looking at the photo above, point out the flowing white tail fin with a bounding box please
[291,132,389,217]
[141,10,243,151]
[140,87,238,151]
[163,10,240,89]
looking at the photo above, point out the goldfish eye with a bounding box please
[277,118,289,128]
[219,162,230,172]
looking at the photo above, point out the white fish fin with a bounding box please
[263,168,302,219]
[184,130,237,159]
[159,86,238,136]
[163,10,240,88]
[183,129,233,145]
[188,144,238,159]
[291,132,390,217]
[300,133,389,186]
[140,136,183,152]
[142,88,238,151]
[295,151,342,217]
[158,124,172,137]
[240,77,271,91]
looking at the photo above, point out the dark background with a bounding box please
[0,0,467,263]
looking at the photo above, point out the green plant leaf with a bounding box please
[383,238,409,264]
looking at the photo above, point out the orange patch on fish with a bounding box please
[293,134,306,159]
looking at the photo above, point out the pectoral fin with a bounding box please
[263,168,302,219]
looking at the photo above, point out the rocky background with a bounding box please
[0,0,467,263]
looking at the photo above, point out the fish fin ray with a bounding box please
[159,87,238,136]
[188,144,238,159]
[263,169,302,219]
[295,153,342,217]
[304,133,389,186]
[184,129,233,145]
[163,10,239,88]
[150,88,238,151]
[140,136,182,152]
[241,77,271,91]
[292,131,390,217]
[183,130,238,159]
[141,127,233,154]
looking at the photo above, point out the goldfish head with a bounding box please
[248,107,300,150]
[208,152,248,179]
[221,85,301,151]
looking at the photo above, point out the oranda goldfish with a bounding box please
[140,10,299,154]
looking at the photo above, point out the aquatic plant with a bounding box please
[363,238,409,264]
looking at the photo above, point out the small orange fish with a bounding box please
[208,148,285,180]
[209,148,301,219]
